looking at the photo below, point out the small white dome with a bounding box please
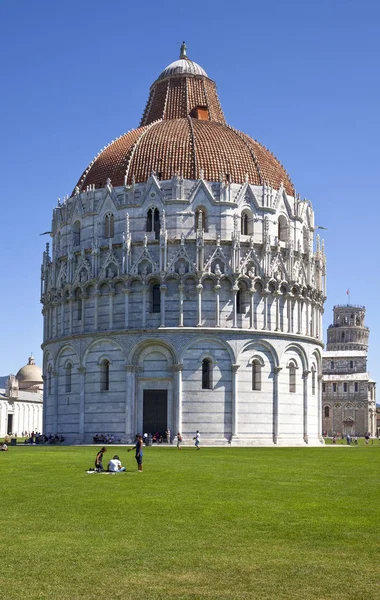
[157,58,208,81]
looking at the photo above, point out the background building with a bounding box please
[41,45,326,445]
[322,305,376,436]
[0,355,43,436]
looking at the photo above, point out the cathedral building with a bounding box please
[322,305,376,437]
[41,44,326,445]
[0,355,43,436]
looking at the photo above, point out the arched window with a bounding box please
[278,215,288,242]
[240,210,253,236]
[322,383,326,393]
[350,360,354,369]
[73,221,81,246]
[311,366,316,396]
[341,331,345,340]
[65,363,72,393]
[195,208,208,233]
[324,406,330,418]
[146,208,160,240]
[289,361,296,393]
[202,359,212,390]
[146,209,153,232]
[330,361,334,370]
[75,289,82,321]
[152,284,160,313]
[104,213,114,238]
[153,208,160,240]
[100,360,110,391]
[252,360,262,391]
[236,289,243,314]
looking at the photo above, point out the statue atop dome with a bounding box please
[180,41,187,59]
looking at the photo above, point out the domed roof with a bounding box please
[16,355,43,390]
[76,119,294,195]
[157,42,208,81]
[157,59,208,81]
[75,45,294,196]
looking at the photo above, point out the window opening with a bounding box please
[289,362,296,393]
[252,361,262,391]
[100,360,110,391]
[65,363,72,393]
[152,284,160,313]
[104,213,114,238]
[202,359,212,390]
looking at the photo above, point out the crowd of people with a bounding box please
[92,434,121,444]
[24,432,65,444]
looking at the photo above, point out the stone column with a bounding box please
[42,307,47,342]
[249,289,255,329]
[126,365,137,440]
[305,300,310,336]
[109,291,114,330]
[232,285,238,328]
[231,364,240,437]
[286,294,292,333]
[262,292,268,330]
[94,292,99,331]
[273,367,282,444]
[303,370,310,443]
[178,284,184,327]
[160,284,167,327]
[214,283,221,327]
[196,283,203,326]
[61,302,65,336]
[78,367,86,440]
[275,293,280,331]
[142,284,147,328]
[173,364,183,435]
[318,374,323,441]
[52,369,58,434]
[297,299,302,335]
[81,296,85,333]
[69,295,73,335]
[124,289,130,329]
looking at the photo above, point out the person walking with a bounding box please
[194,430,200,450]
[176,432,182,450]
[128,434,143,472]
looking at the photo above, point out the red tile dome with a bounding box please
[75,45,294,196]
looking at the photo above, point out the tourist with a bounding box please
[346,434,351,445]
[0,442,8,451]
[166,429,171,444]
[354,436,358,445]
[177,432,182,450]
[95,447,107,471]
[194,430,200,450]
[108,455,126,473]
[128,434,143,472]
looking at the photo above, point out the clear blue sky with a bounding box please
[1,0,379,388]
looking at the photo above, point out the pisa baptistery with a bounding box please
[41,44,326,445]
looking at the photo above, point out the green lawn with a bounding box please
[1,445,379,600]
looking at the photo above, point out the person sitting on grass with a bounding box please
[95,447,107,471]
[107,455,126,473]
[1,443,8,451]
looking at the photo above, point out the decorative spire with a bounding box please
[180,41,187,59]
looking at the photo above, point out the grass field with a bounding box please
[1,444,379,600]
